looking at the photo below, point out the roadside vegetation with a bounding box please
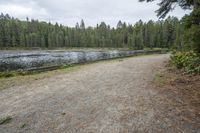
[151,64,200,131]
[146,1,200,127]
[141,0,200,75]
[0,64,81,90]
[0,116,12,125]
[0,53,159,90]
[0,1,199,77]
[170,3,200,75]
[171,51,200,74]
[0,1,199,132]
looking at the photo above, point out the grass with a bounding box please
[0,47,133,51]
[151,65,200,132]
[0,64,75,79]
[0,46,169,51]
[20,123,27,128]
[0,52,163,79]
[152,67,172,87]
[0,53,164,90]
[153,73,167,87]
[0,64,81,90]
[0,116,12,125]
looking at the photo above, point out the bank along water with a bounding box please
[0,50,161,71]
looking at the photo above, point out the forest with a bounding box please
[0,13,182,50]
[0,0,199,74]
[0,0,200,132]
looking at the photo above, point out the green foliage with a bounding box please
[182,6,200,53]
[0,116,12,125]
[186,56,200,74]
[139,0,194,18]
[20,123,27,128]
[140,0,200,54]
[171,51,200,74]
[153,73,168,87]
[0,13,180,50]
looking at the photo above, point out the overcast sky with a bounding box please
[0,0,191,27]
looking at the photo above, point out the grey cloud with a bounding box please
[0,0,191,27]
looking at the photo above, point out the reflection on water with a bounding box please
[0,50,160,71]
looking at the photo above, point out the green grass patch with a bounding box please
[20,123,27,128]
[153,73,168,87]
[0,64,76,79]
[0,64,82,90]
[0,47,133,51]
[0,116,12,125]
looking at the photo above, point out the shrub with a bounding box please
[171,51,200,74]
[186,57,200,74]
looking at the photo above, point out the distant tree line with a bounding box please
[139,0,200,53]
[0,13,183,49]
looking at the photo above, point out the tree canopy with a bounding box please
[139,0,195,18]
[139,0,200,53]
[0,13,182,50]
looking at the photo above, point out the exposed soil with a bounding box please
[0,54,199,133]
[150,67,200,133]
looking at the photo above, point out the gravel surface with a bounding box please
[0,54,192,133]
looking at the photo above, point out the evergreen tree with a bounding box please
[0,13,181,50]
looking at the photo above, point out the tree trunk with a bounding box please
[193,0,198,8]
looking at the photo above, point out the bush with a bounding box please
[186,57,200,74]
[171,51,200,74]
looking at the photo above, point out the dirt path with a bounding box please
[0,54,196,133]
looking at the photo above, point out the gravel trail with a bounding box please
[0,54,181,133]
